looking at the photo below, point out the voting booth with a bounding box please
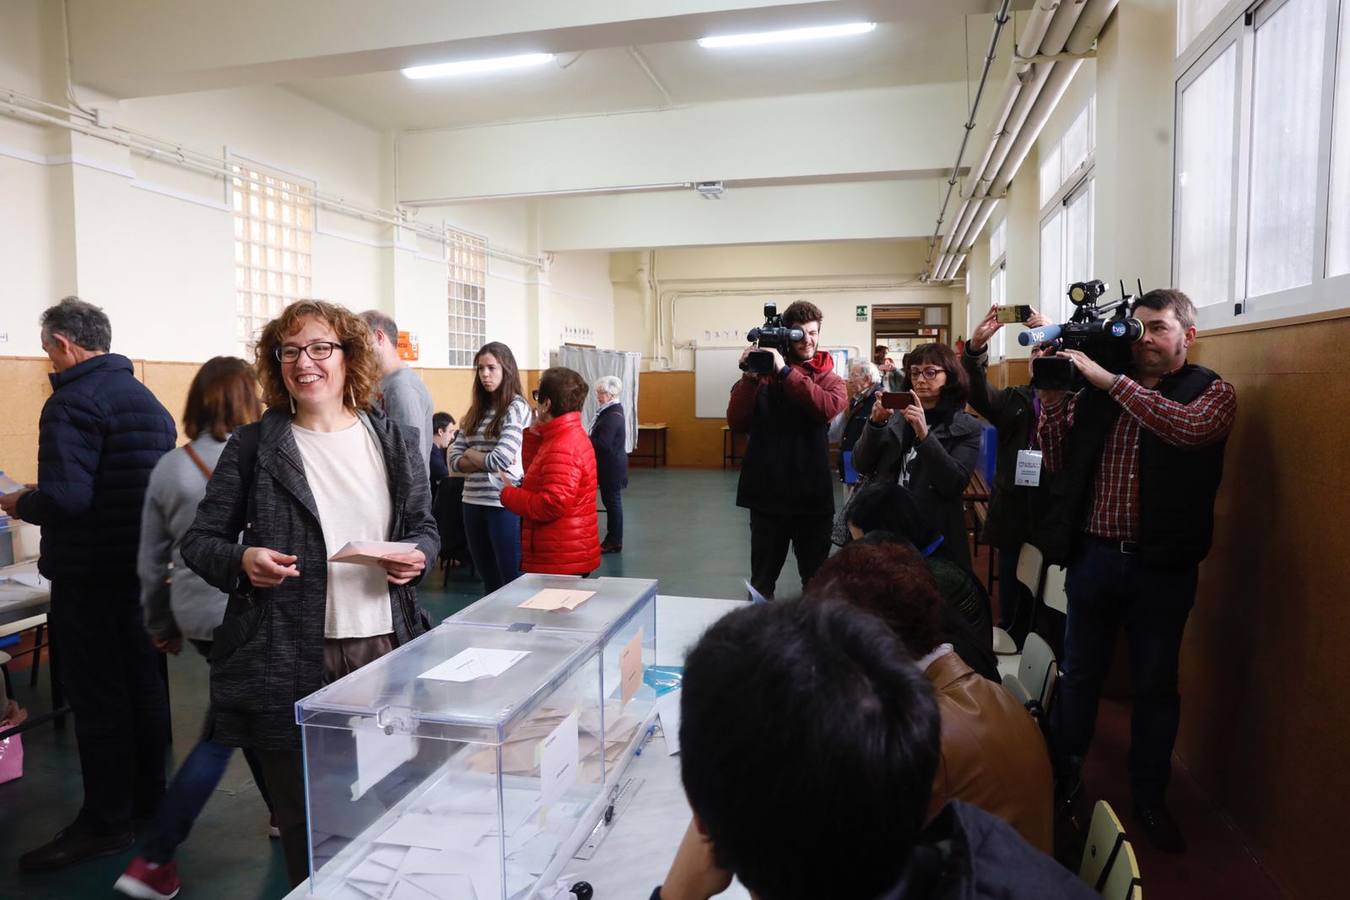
[296,576,659,899]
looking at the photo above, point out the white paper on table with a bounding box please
[350,718,419,800]
[402,847,478,876]
[508,830,561,876]
[538,710,579,808]
[367,846,410,869]
[378,812,492,851]
[418,648,529,683]
[618,627,644,707]
[332,882,380,900]
[1,571,45,587]
[404,873,476,900]
[388,880,438,900]
[657,689,682,755]
[346,858,397,885]
[329,540,419,565]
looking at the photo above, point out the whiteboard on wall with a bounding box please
[694,347,746,419]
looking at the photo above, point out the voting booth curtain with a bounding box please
[557,346,641,453]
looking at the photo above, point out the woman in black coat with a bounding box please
[181,301,437,887]
[852,342,983,572]
[829,359,883,484]
[590,375,629,553]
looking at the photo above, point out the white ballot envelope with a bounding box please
[329,541,419,566]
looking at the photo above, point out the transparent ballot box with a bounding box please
[296,623,611,899]
[451,575,659,781]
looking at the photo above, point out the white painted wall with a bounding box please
[547,250,616,351]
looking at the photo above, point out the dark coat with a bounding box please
[852,407,983,572]
[837,385,881,482]
[589,402,628,493]
[961,346,1051,550]
[727,351,847,517]
[16,353,176,585]
[880,801,1098,900]
[181,408,439,751]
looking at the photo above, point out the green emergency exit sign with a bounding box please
[856,305,868,321]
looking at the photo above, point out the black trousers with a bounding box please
[1050,540,1198,806]
[600,483,624,546]
[748,510,833,600]
[48,580,171,833]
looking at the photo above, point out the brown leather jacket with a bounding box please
[925,650,1054,854]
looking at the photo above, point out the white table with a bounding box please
[285,594,751,900]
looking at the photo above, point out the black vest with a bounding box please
[1040,364,1227,569]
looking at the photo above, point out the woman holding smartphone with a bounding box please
[851,342,983,572]
[449,342,531,592]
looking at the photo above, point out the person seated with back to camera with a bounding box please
[851,342,984,573]
[652,599,1094,900]
[806,541,1055,854]
[845,480,998,682]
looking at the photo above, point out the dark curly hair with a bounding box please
[805,541,945,659]
[254,300,380,413]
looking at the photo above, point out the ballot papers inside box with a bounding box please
[295,622,606,900]
[453,574,659,784]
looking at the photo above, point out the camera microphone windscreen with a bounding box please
[1018,323,1062,346]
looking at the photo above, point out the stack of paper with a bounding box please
[517,588,595,612]
[418,648,530,683]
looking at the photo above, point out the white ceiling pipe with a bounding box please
[1017,1,1063,58]
[1066,0,1120,54]
[939,252,967,281]
[959,199,1001,255]
[936,253,957,280]
[932,253,951,278]
[941,197,980,255]
[990,59,1085,194]
[1040,0,1090,54]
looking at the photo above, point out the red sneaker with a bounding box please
[114,857,181,900]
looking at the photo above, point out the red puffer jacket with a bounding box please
[500,411,601,575]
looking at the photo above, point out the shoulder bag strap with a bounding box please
[183,443,215,481]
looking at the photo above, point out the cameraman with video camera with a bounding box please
[728,300,846,600]
[1036,288,1236,853]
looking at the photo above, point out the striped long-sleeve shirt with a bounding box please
[448,396,532,508]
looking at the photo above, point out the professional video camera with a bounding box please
[741,302,805,375]
[1019,279,1145,391]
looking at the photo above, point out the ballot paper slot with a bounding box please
[453,574,658,647]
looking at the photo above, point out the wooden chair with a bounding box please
[1002,631,1058,722]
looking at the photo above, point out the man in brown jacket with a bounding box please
[808,541,1054,852]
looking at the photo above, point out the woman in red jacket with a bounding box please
[500,367,601,575]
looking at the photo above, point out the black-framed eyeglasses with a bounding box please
[531,389,541,403]
[276,341,343,364]
[908,366,944,382]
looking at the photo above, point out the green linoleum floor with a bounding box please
[0,467,789,899]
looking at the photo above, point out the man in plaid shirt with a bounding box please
[1036,289,1236,854]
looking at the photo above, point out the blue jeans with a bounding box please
[599,485,624,546]
[1049,539,1198,806]
[141,641,273,864]
[463,503,522,593]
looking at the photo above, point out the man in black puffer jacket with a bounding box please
[1,297,176,872]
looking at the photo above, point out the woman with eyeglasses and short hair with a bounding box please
[181,300,438,888]
[852,342,983,572]
[448,341,531,593]
[500,367,601,577]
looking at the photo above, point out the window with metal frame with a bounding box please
[447,228,487,368]
[231,160,314,352]
[990,218,1009,358]
[1173,0,1343,328]
[1038,99,1096,326]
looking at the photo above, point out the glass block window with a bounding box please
[447,228,487,367]
[232,161,313,353]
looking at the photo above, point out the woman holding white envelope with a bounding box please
[182,300,438,887]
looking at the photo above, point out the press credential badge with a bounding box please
[1015,449,1043,487]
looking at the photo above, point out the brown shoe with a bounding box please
[20,822,134,872]
[600,542,622,554]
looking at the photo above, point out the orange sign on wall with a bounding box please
[396,331,419,362]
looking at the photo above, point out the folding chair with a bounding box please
[1099,839,1141,899]
[1079,800,1129,893]
[1002,631,1059,722]
[994,542,1047,654]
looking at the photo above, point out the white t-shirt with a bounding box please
[291,419,393,639]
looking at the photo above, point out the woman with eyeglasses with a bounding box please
[447,341,531,593]
[181,301,438,887]
[500,367,601,576]
[852,342,983,572]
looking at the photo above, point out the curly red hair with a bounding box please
[254,300,379,413]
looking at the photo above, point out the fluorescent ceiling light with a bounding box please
[698,22,876,49]
[403,53,555,80]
